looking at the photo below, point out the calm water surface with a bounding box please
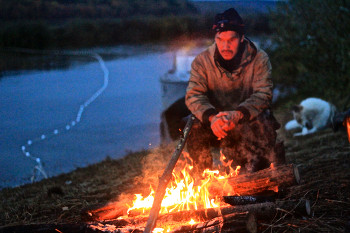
[0,48,174,189]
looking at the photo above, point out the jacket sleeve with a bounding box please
[185,54,216,123]
[237,50,273,123]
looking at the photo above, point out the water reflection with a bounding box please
[0,44,167,77]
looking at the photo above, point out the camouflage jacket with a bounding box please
[185,38,273,125]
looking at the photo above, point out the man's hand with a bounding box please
[217,111,244,132]
[210,111,244,138]
[210,114,228,139]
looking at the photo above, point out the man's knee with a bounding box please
[257,109,281,131]
[219,110,282,173]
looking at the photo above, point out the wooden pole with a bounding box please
[144,114,195,233]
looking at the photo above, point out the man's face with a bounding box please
[215,31,244,60]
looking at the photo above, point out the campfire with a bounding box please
[81,150,309,233]
[127,151,240,217]
[80,113,309,233]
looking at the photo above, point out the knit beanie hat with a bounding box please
[212,8,245,36]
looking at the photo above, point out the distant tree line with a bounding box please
[0,0,272,49]
[0,0,200,48]
[0,0,197,20]
[0,16,215,49]
[268,0,350,107]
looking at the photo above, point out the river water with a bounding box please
[0,48,174,189]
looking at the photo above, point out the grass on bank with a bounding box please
[0,146,174,226]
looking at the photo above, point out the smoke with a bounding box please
[132,145,177,189]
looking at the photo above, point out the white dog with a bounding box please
[285,98,338,136]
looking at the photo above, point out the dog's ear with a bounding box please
[292,105,303,113]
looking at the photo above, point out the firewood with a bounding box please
[81,164,300,222]
[160,200,308,232]
[157,207,220,223]
[220,199,311,219]
[223,195,277,206]
[128,208,148,217]
[81,201,128,221]
[85,198,310,226]
[222,212,258,233]
[91,200,309,233]
[171,212,257,233]
[225,164,300,196]
[245,212,258,233]
[157,199,310,223]
[202,224,221,233]
[171,223,198,232]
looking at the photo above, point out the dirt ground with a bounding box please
[1,106,350,232]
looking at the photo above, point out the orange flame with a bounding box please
[127,151,240,216]
[346,117,350,143]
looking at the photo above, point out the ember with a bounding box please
[188,219,196,225]
[345,113,350,143]
[153,227,166,233]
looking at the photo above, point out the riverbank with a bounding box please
[1,105,349,232]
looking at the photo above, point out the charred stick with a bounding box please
[223,195,277,206]
[144,114,195,233]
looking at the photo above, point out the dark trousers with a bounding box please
[186,110,283,175]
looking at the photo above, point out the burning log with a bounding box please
[224,163,300,196]
[98,199,310,226]
[155,199,310,223]
[81,201,128,221]
[171,212,257,233]
[169,199,310,233]
[128,208,148,217]
[84,199,310,233]
[88,212,256,233]
[81,164,300,222]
